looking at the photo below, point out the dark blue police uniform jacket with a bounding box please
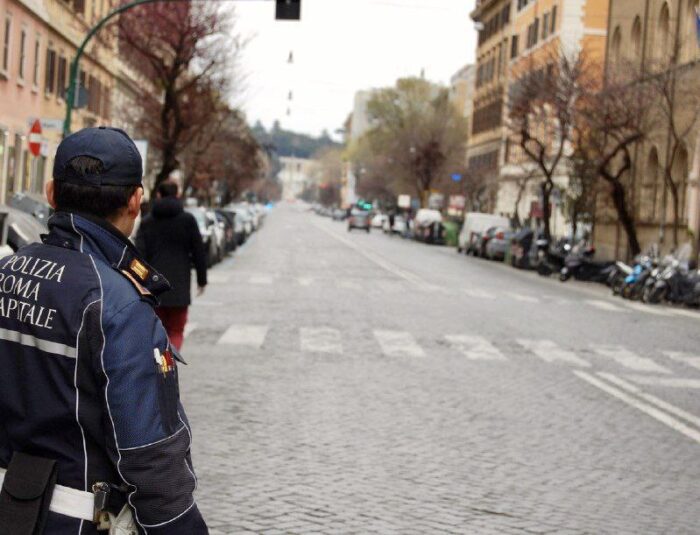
[0,212,208,534]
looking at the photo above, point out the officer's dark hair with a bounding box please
[53,156,139,220]
[157,181,179,199]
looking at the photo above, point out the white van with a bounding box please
[457,212,511,253]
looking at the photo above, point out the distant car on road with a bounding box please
[332,208,347,221]
[348,209,371,232]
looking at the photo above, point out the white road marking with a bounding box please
[463,288,496,299]
[300,327,343,354]
[297,277,314,287]
[599,373,700,429]
[374,330,425,357]
[623,375,700,389]
[664,351,700,372]
[217,325,269,348]
[621,301,675,317]
[250,275,274,285]
[208,273,231,284]
[506,292,540,303]
[338,280,362,290]
[184,323,198,338]
[585,300,625,313]
[445,335,507,361]
[574,371,700,444]
[517,339,591,367]
[592,345,671,374]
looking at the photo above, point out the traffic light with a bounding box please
[276,0,301,20]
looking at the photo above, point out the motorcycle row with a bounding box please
[534,238,700,308]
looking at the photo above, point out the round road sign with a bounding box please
[28,119,42,157]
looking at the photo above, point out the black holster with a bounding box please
[0,452,57,535]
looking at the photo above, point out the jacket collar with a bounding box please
[45,211,171,298]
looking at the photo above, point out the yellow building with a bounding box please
[496,0,609,235]
[468,0,514,213]
[599,0,700,259]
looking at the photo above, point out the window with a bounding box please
[632,16,642,59]
[18,28,26,80]
[611,26,622,66]
[73,0,85,15]
[551,5,557,34]
[57,56,67,99]
[45,47,56,94]
[658,2,671,61]
[2,16,11,75]
[511,35,519,58]
[543,13,550,40]
[32,37,40,87]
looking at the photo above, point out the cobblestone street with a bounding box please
[180,204,700,534]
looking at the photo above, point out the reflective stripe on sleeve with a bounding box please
[0,327,77,358]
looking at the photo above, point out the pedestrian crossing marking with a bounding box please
[506,292,540,303]
[586,300,626,313]
[300,327,342,354]
[445,335,507,361]
[463,288,495,299]
[338,280,362,290]
[517,339,591,367]
[592,346,671,374]
[297,277,314,287]
[374,330,425,357]
[217,325,269,348]
[623,375,700,389]
[249,275,274,285]
[664,351,700,372]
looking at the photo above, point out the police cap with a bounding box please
[53,127,143,186]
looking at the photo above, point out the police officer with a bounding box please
[0,128,208,534]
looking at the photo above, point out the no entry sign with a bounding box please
[28,119,42,157]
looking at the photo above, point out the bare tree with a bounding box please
[508,52,584,241]
[118,3,239,189]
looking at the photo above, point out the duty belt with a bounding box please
[0,466,94,521]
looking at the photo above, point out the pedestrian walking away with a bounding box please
[136,181,208,350]
[0,127,208,534]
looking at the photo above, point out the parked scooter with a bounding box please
[535,238,571,277]
[560,244,615,283]
[609,260,633,295]
[644,260,700,306]
[619,255,657,300]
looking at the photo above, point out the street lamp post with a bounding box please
[63,0,174,137]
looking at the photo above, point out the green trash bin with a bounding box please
[443,221,459,247]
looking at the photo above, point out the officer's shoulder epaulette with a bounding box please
[120,268,153,298]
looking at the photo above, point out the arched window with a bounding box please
[631,16,642,60]
[611,26,622,66]
[686,0,700,60]
[643,147,659,222]
[658,2,671,62]
[672,144,689,222]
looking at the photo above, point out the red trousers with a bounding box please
[155,306,189,351]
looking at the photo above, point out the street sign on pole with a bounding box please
[397,194,411,209]
[451,173,462,182]
[28,120,42,157]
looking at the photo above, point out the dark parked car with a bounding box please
[9,192,53,225]
[347,209,371,232]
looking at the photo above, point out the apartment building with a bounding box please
[599,0,700,259]
[498,0,609,234]
[0,0,118,204]
[467,0,514,213]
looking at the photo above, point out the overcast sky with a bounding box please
[230,0,478,138]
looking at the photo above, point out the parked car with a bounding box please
[458,212,511,253]
[348,209,371,232]
[0,205,47,254]
[383,214,407,235]
[229,204,254,239]
[215,209,238,253]
[510,228,535,268]
[485,228,515,260]
[413,209,444,244]
[9,192,53,225]
[371,213,385,228]
[185,206,220,267]
[332,208,347,221]
[207,209,226,262]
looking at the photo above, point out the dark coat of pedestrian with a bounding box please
[136,182,207,349]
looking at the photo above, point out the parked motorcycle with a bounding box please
[535,238,571,277]
[609,261,633,295]
[560,245,615,283]
[644,260,700,306]
[619,255,657,300]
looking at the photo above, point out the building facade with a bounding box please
[278,156,319,201]
[0,0,118,204]
[599,0,700,259]
[468,0,514,214]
